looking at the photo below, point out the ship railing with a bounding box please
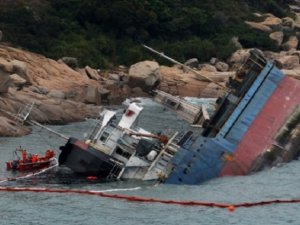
[86,116,104,141]
[146,132,179,172]
[107,163,123,180]
[16,102,35,124]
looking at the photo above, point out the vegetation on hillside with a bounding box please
[0,0,292,68]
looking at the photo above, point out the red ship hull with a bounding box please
[6,159,54,171]
[221,76,300,176]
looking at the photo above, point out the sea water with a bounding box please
[0,99,300,225]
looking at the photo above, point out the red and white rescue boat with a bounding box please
[6,148,56,171]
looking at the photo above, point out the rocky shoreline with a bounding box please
[1,42,300,137]
[2,3,300,137]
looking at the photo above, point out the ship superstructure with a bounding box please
[58,50,300,184]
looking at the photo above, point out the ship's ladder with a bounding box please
[107,163,123,179]
[16,102,35,123]
[146,132,179,175]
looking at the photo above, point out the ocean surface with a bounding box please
[0,99,300,225]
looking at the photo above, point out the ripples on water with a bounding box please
[0,99,299,225]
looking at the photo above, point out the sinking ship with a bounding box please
[58,49,300,184]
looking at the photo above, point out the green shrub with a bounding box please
[0,0,288,68]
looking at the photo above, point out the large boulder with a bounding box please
[0,58,31,91]
[0,88,101,125]
[108,73,121,81]
[83,85,101,105]
[47,89,65,99]
[245,21,272,33]
[158,65,209,97]
[230,37,243,49]
[228,49,251,65]
[75,68,90,80]
[0,74,11,93]
[58,57,78,69]
[29,85,49,95]
[98,87,110,104]
[282,36,299,51]
[11,60,28,80]
[128,60,161,91]
[269,31,284,46]
[200,83,224,98]
[289,4,300,13]
[215,61,229,72]
[184,58,199,68]
[0,58,13,73]
[199,64,217,72]
[282,17,294,28]
[252,13,274,20]
[0,116,30,136]
[261,16,282,31]
[275,55,299,69]
[209,57,218,65]
[85,66,101,81]
[10,74,27,88]
[0,58,12,93]
[282,68,300,80]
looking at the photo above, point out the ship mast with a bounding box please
[142,44,228,91]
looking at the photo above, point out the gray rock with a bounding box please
[105,79,118,86]
[0,58,13,73]
[215,61,229,72]
[200,83,223,98]
[209,57,218,65]
[84,85,100,105]
[282,36,299,51]
[98,87,110,104]
[269,31,284,46]
[282,17,294,28]
[0,58,12,93]
[275,55,299,69]
[76,68,90,80]
[128,61,161,91]
[85,66,101,81]
[120,73,129,82]
[228,49,251,65]
[28,86,40,93]
[289,4,300,13]
[9,74,26,88]
[37,86,49,95]
[108,73,120,81]
[231,37,243,49]
[0,74,11,93]
[99,87,110,95]
[121,84,131,96]
[245,21,272,33]
[11,60,30,83]
[282,26,294,33]
[131,87,147,96]
[184,58,199,68]
[0,116,30,137]
[199,64,217,72]
[47,89,65,99]
[58,57,78,69]
[29,86,49,95]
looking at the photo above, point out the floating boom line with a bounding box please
[0,186,300,212]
